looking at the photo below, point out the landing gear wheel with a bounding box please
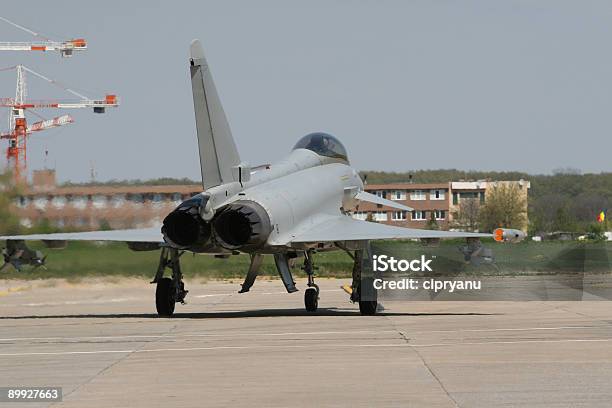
[304,287,318,312]
[359,300,377,315]
[156,277,175,317]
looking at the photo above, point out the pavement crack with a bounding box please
[53,322,181,406]
[412,346,461,408]
[387,316,461,408]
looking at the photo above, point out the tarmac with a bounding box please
[1,277,612,407]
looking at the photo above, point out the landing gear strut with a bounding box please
[151,247,188,317]
[303,250,319,312]
[349,241,378,315]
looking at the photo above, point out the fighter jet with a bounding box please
[0,40,525,316]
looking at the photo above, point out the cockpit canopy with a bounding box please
[292,132,349,163]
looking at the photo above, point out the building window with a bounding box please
[51,196,67,209]
[171,193,183,205]
[459,192,479,199]
[452,192,458,205]
[375,190,387,199]
[15,196,29,208]
[353,211,367,221]
[480,191,485,204]
[151,194,164,207]
[410,190,426,200]
[434,210,446,220]
[392,211,406,221]
[33,196,48,210]
[130,194,144,204]
[431,189,445,200]
[392,190,406,200]
[92,195,108,209]
[411,210,426,220]
[72,196,88,210]
[374,211,388,221]
[110,194,127,208]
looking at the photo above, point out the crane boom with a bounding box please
[0,115,74,139]
[0,16,86,57]
[0,96,118,110]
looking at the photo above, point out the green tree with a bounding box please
[0,172,21,235]
[99,219,112,231]
[425,211,439,230]
[586,222,606,241]
[479,184,527,232]
[453,198,480,231]
[552,205,578,232]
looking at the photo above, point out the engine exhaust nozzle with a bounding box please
[212,201,272,250]
[162,195,211,249]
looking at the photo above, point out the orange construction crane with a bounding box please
[0,16,86,57]
[0,65,118,184]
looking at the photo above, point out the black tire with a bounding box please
[156,278,175,317]
[359,300,378,315]
[304,287,318,312]
[358,276,378,315]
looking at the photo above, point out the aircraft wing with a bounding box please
[0,227,163,243]
[289,215,490,243]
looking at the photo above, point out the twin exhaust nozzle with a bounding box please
[162,197,272,251]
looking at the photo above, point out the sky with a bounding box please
[0,0,611,182]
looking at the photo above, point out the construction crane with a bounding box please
[0,65,118,184]
[0,16,86,58]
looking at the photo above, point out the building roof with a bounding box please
[22,184,203,197]
[451,180,531,190]
[364,182,449,190]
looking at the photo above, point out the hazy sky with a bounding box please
[0,0,611,182]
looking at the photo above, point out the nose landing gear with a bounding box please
[303,250,320,312]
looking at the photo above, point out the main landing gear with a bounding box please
[303,250,319,312]
[151,247,188,317]
[297,244,378,315]
[347,241,378,315]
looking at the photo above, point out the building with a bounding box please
[449,180,530,231]
[355,183,451,229]
[358,179,530,231]
[12,170,201,230]
[11,170,530,232]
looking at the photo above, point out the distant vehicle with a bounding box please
[0,40,525,316]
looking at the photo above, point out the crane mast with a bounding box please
[0,65,118,184]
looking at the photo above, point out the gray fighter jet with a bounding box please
[0,40,525,316]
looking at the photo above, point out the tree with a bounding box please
[453,198,480,231]
[0,172,21,235]
[552,205,578,232]
[479,184,527,232]
[425,211,439,230]
[586,222,606,241]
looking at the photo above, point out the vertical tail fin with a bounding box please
[189,39,241,189]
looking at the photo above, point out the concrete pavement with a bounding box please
[1,277,612,407]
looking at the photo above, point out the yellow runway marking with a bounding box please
[0,286,30,297]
